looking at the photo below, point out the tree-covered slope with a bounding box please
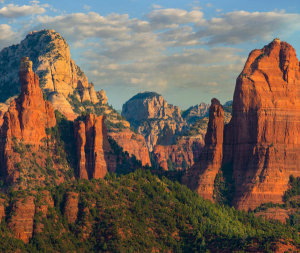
[0,170,298,252]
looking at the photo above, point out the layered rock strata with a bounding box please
[0,57,56,182]
[153,136,204,171]
[74,114,116,179]
[182,98,224,200]
[122,92,186,151]
[184,39,300,210]
[227,38,300,210]
[108,129,151,166]
[0,29,98,119]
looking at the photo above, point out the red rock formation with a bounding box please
[2,57,56,144]
[74,114,116,179]
[227,39,300,210]
[0,198,5,221]
[34,191,54,234]
[8,196,35,243]
[64,192,79,224]
[108,129,150,166]
[153,136,204,171]
[182,98,224,201]
[0,103,8,127]
[0,57,56,183]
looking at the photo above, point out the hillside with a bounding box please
[0,170,299,252]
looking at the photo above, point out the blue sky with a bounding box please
[1,0,300,109]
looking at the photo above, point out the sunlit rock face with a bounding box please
[0,29,98,119]
[226,39,300,210]
[122,92,186,151]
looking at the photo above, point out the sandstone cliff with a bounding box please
[0,57,56,183]
[0,29,98,120]
[182,103,210,126]
[182,98,224,200]
[8,196,35,243]
[226,38,300,210]
[153,136,204,171]
[182,39,300,210]
[122,92,186,151]
[108,129,150,166]
[0,57,74,187]
[74,114,116,179]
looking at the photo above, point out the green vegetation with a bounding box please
[0,170,298,252]
[213,163,235,205]
[254,176,300,233]
[128,91,161,102]
[68,91,127,132]
[182,117,209,136]
[284,175,300,202]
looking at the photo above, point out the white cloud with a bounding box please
[147,8,205,29]
[0,3,45,18]
[152,4,162,9]
[83,5,91,11]
[1,7,300,108]
[0,24,16,48]
[195,11,300,45]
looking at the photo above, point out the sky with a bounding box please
[0,1,300,110]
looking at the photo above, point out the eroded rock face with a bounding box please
[108,129,150,166]
[182,99,224,200]
[74,114,116,179]
[64,192,79,224]
[48,92,77,120]
[97,89,108,104]
[0,57,56,183]
[153,136,204,171]
[8,196,35,243]
[122,92,186,151]
[182,103,210,126]
[227,39,300,210]
[0,29,98,118]
[0,103,8,127]
[0,198,5,221]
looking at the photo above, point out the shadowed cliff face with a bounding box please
[182,98,224,201]
[74,114,117,179]
[227,39,300,210]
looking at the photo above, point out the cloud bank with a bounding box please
[1,3,300,108]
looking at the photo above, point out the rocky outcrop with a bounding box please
[0,29,98,118]
[153,136,204,171]
[97,89,108,104]
[108,129,150,166]
[8,196,35,243]
[182,99,224,200]
[0,103,8,127]
[0,57,57,183]
[34,190,54,234]
[122,92,186,151]
[225,39,300,210]
[48,92,77,120]
[64,192,79,224]
[182,103,210,126]
[74,114,116,179]
[0,198,5,221]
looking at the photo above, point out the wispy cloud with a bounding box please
[1,6,300,107]
[0,3,45,18]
